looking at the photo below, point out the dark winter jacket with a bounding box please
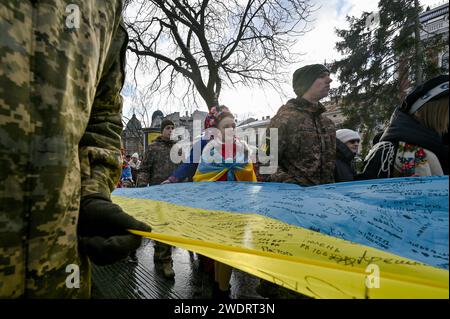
[268,97,336,186]
[335,139,356,182]
[382,108,446,157]
[359,108,448,179]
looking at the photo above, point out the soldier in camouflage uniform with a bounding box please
[136,120,178,187]
[268,64,336,186]
[259,64,336,299]
[0,0,151,298]
[136,119,178,278]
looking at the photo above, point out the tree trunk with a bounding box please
[204,91,217,109]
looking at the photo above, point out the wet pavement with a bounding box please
[92,238,265,299]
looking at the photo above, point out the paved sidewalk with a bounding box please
[92,239,265,299]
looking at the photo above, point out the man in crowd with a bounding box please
[137,119,178,278]
[269,63,336,185]
[261,64,336,298]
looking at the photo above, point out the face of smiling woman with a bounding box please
[345,139,360,154]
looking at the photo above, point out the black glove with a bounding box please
[78,193,152,266]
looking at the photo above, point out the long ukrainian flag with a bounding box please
[112,176,449,299]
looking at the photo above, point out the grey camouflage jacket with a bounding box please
[0,0,127,298]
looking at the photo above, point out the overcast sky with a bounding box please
[122,0,445,124]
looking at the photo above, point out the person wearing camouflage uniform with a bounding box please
[259,64,336,299]
[0,0,151,298]
[136,120,178,187]
[268,64,336,186]
[136,119,178,278]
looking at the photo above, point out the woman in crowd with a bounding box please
[163,105,257,299]
[335,129,360,182]
[359,75,448,179]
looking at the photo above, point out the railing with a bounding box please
[420,18,449,39]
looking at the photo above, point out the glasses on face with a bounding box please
[347,139,360,144]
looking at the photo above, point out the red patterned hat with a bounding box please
[204,105,234,129]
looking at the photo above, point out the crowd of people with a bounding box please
[0,0,447,299]
[119,64,449,299]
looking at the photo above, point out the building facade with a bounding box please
[123,110,210,154]
[121,113,144,157]
[420,3,449,70]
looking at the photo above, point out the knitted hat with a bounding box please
[293,64,330,97]
[131,153,139,159]
[204,105,234,129]
[336,129,360,144]
[160,119,174,132]
[401,75,449,115]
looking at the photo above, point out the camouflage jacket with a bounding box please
[268,97,336,186]
[0,1,127,298]
[136,136,178,186]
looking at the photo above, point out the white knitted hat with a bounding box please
[336,129,360,143]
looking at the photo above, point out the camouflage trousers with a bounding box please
[154,242,172,263]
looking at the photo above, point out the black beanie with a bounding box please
[292,64,330,97]
[161,119,174,132]
[401,75,449,114]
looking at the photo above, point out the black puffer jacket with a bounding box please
[335,139,356,182]
[381,108,446,157]
[382,108,448,172]
[359,108,448,179]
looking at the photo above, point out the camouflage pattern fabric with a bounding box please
[0,0,127,298]
[268,97,336,186]
[137,136,181,263]
[136,136,179,186]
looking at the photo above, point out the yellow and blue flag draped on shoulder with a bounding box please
[193,161,256,182]
[192,140,257,182]
[113,176,449,299]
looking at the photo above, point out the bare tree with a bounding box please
[125,0,314,110]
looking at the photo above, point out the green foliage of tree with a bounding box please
[331,0,447,157]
